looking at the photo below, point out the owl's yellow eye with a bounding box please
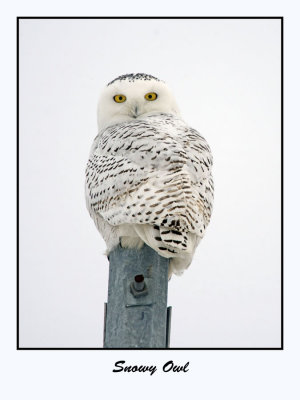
[144,92,158,101]
[114,94,126,103]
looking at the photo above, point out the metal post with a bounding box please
[103,244,172,348]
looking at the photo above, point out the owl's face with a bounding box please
[97,74,180,130]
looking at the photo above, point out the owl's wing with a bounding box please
[85,150,155,226]
[85,116,213,237]
[179,126,214,226]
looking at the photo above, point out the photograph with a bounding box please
[17,17,282,349]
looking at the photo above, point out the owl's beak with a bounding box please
[131,105,139,118]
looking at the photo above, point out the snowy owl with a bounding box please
[85,73,214,277]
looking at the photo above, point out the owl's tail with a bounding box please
[133,224,200,277]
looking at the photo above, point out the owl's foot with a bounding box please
[120,236,145,249]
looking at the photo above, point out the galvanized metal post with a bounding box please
[104,244,171,348]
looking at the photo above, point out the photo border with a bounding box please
[16,16,284,350]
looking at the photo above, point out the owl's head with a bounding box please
[97,73,180,130]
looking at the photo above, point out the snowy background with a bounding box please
[19,18,281,348]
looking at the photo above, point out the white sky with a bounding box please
[19,18,281,348]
